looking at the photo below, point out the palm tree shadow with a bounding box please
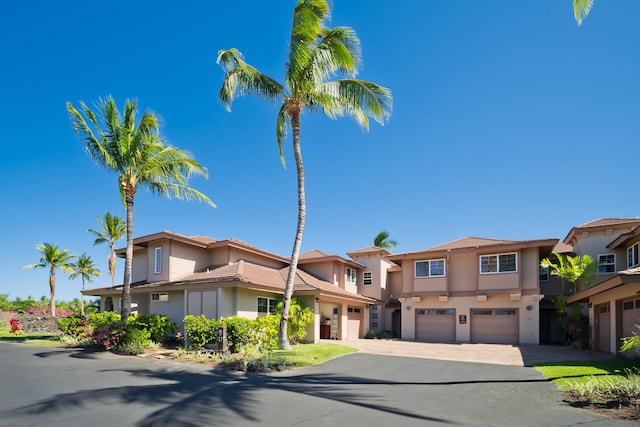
[6,365,461,426]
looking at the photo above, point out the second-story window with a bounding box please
[480,253,517,274]
[628,242,640,268]
[539,265,549,282]
[415,259,446,277]
[598,254,616,274]
[346,267,357,284]
[363,271,373,285]
[154,247,163,274]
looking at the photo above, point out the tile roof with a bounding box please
[299,250,330,259]
[347,246,390,256]
[575,218,640,228]
[424,237,518,251]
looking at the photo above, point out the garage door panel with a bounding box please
[347,307,362,340]
[415,309,455,342]
[622,299,640,338]
[471,309,518,344]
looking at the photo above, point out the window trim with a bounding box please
[154,247,163,274]
[628,242,640,268]
[257,297,278,316]
[479,252,517,274]
[597,253,616,274]
[346,267,357,284]
[539,265,550,282]
[151,292,168,302]
[414,259,446,278]
[363,271,373,286]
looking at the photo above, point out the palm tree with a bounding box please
[218,0,392,349]
[88,212,126,288]
[22,243,76,317]
[574,0,594,25]
[67,96,215,321]
[373,231,397,251]
[540,252,596,294]
[68,253,101,315]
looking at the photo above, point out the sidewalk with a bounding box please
[322,339,614,366]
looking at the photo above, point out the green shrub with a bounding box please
[130,314,178,343]
[183,315,220,349]
[570,370,640,404]
[275,298,314,344]
[364,330,377,339]
[116,327,151,355]
[224,316,254,353]
[88,311,121,331]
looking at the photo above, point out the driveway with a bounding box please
[328,339,614,366]
[0,342,633,427]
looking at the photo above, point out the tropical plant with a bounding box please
[67,96,215,321]
[88,212,125,287]
[218,0,392,349]
[68,253,101,315]
[574,0,594,25]
[21,243,76,317]
[275,298,314,344]
[540,252,596,294]
[373,230,397,251]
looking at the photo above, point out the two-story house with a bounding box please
[384,236,557,345]
[84,231,375,342]
[565,218,640,354]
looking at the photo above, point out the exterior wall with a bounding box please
[131,250,148,283]
[209,246,230,267]
[149,291,185,328]
[218,288,237,318]
[572,231,629,282]
[301,261,338,285]
[586,282,640,354]
[521,248,539,290]
[168,242,210,280]
[148,239,170,282]
[354,255,393,300]
[228,248,286,269]
[387,270,403,300]
[448,252,476,292]
[399,294,540,344]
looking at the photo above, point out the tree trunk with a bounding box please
[122,195,134,322]
[279,110,305,351]
[109,241,116,288]
[49,266,56,317]
[81,277,85,316]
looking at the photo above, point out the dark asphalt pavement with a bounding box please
[0,342,634,426]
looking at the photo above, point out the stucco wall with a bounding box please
[448,252,476,292]
[131,251,147,283]
[587,282,640,353]
[149,291,185,329]
[168,242,210,280]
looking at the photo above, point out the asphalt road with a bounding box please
[0,342,634,427]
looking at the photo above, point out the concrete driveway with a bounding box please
[327,339,613,366]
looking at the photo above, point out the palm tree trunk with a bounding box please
[122,195,134,322]
[109,242,116,288]
[279,111,305,350]
[81,277,85,316]
[49,266,56,317]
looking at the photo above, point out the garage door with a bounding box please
[471,309,518,344]
[596,304,610,352]
[415,309,455,342]
[621,298,640,339]
[347,307,362,340]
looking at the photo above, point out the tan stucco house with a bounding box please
[565,219,640,354]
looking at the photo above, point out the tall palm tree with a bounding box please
[88,212,126,288]
[67,96,215,321]
[373,231,397,251]
[68,253,101,315]
[22,243,76,317]
[218,0,392,349]
[574,0,594,25]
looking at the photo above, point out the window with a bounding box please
[363,271,373,285]
[151,292,168,302]
[372,322,378,328]
[539,265,549,282]
[628,242,640,268]
[257,297,278,315]
[154,247,163,274]
[346,267,357,284]
[598,254,616,274]
[372,313,378,319]
[415,259,446,277]
[623,301,634,310]
[480,253,517,274]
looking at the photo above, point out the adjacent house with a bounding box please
[565,219,640,354]
[83,231,375,342]
[84,218,640,351]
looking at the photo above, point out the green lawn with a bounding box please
[268,342,359,367]
[534,360,639,390]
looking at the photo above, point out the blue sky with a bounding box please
[1,1,639,302]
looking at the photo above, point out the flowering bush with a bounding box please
[93,322,127,350]
[28,305,72,318]
[9,318,22,335]
[57,315,93,342]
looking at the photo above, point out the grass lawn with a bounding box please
[268,342,358,367]
[0,324,60,345]
[534,360,639,390]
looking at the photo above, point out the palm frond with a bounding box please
[312,79,392,129]
[217,49,284,111]
[307,26,361,84]
[287,0,330,85]
[574,0,594,25]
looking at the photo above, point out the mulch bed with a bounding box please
[563,391,640,420]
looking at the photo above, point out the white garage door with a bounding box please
[621,298,640,338]
[347,307,362,340]
[415,309,455,342]
[471,309,518,344]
